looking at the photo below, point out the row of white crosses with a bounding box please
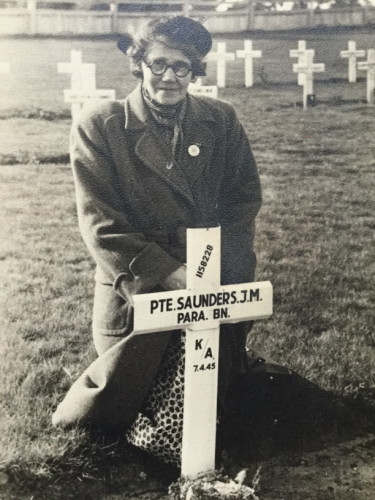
[207,41,262,89]
[189,41,261,98]
[291,39,375,108]
[340,41,375,104]
[58,50,116,120]
[204,40,374,107]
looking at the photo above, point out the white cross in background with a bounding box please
[236,40,262,88]
[189,77,218,98]
[58,50,115,119]
[340,41,366,83]
[207,42,235,89]
[290,40,315,86]
[293,51,325,109]
[58,50,96,92]
[0,62,10,73]
[357,49,375,104]
[133,226,273,477]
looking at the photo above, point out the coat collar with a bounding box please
[123,85,217,209]
[124,84,217,130]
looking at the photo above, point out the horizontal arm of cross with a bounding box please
[357,61,375,70]
[340,50,366,58]
[64,89,116,103]
[289,49,315,58]
[293,63,325,73]
[133,281,272,334]
[207,52,235,62]
[236,50,262,58]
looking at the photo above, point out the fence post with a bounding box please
[182,1,192,18]
[246,0,255,30]
[27,0,37,35]
[110,2,118,34]
[307,1,314,27]
[362,6,367,24]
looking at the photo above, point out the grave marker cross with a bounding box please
[357,49,375,104]
[290,40,315,86]
[58,50,115,119]
[133,226,273,477]
[293,51,325,109]
[58,50,96,93]
[340,41,365,83]
[236,40,262,88]
[207,42,235,88]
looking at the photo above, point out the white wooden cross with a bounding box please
[357,49,375,104]
[236,40,262,88]
[293,51,325,109]
[58,50,115,119]
[189,77,218,98]
[133,226,273,478]
[0,62,10,74]
[290,40,315,86]
[58,50,96,92]
[340,41,365,83]
[207,42,235,88]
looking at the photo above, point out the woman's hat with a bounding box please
[117,16,212,58]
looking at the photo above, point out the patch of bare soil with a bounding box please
[1,372,374,499]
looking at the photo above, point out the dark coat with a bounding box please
[53,86,262,429]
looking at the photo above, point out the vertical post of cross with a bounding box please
[236,40,262,88]
[289,40,314,86]
[132,227,273,479]
[293,51,325,109]
[181,227,221,477]
[357,49,375,105]
[207,42,235,89]
[340,41,366,83]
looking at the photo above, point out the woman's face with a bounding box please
[141,41,193,105]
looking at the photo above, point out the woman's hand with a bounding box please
[161,265,187,291]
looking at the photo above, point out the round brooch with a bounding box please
[188,145,200,157]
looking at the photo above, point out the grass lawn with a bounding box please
[0,27,374,499]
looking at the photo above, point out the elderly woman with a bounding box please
[69,16,261,466]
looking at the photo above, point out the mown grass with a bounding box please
[0,29,374,491]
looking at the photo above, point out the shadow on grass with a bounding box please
[218,369,375,464]
[5,370,374,499]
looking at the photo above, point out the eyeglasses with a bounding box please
[143,58,192,78]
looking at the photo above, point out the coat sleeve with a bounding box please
[70,106,181,300]
[219,104,262,285]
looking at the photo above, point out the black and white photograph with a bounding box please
[0,2,374,499]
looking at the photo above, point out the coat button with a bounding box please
[188,145,200,157]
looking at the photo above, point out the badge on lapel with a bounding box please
[188,145,200,157]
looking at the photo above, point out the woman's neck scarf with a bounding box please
[141,85,187,129]
[141,85,187,166]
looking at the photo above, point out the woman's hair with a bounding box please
[117,16,212,78]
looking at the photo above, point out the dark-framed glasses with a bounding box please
[144,58,192,78]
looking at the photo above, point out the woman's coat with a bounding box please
[53,85,262,429]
